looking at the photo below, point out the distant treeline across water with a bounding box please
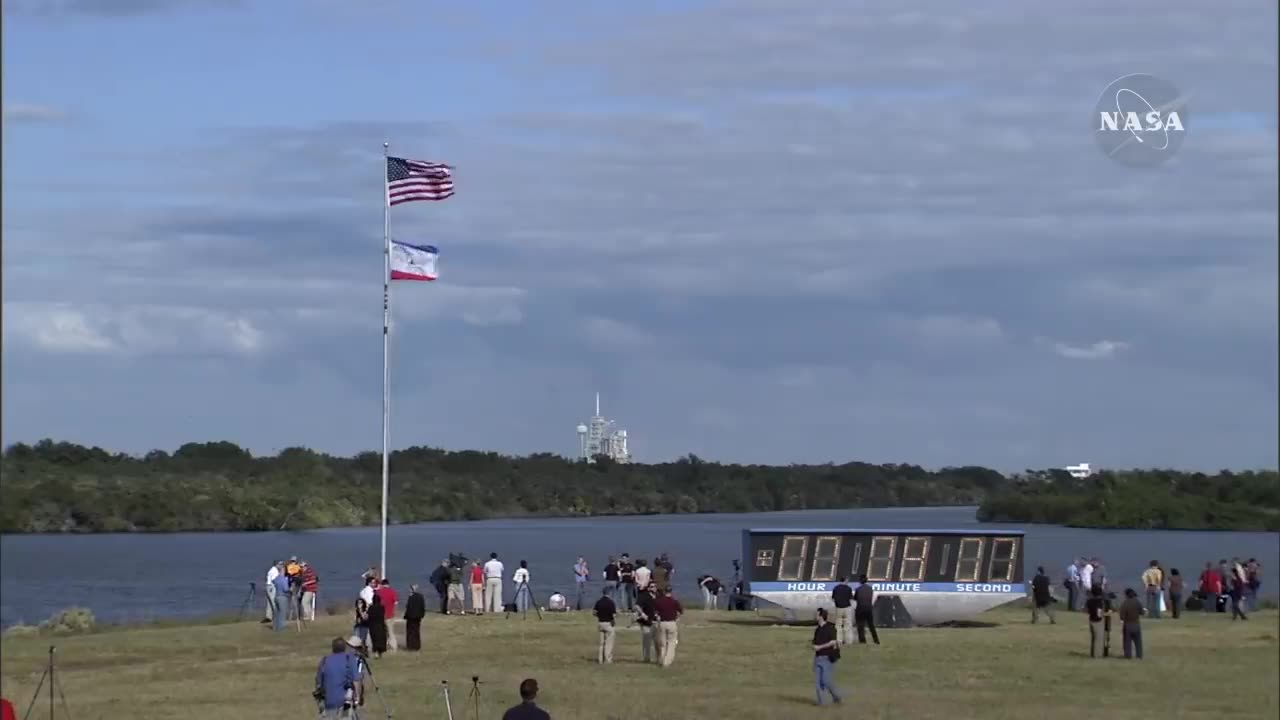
[1,439,1276,533]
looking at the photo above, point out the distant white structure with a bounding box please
[1065,463,1094,479]
[578,393,631,463]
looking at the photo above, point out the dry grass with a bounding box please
[1,606,1276,720]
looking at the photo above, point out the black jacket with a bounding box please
[831,583,853,609]
[1032,573,1053,606]
[404,592,427,621]
[429,566,449,591]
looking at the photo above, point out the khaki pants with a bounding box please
[485,578,503,613]
[301,591,317,621]
[640,624,655,662]
[597,622,615,663]
[448,583,465,611]
[265,582,276,620]
[658,621,679,667]
[470,583,484,612]
[386,618,399,651]
[835,607,853,645]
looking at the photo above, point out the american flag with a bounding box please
[386,156,454,205]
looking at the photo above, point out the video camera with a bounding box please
[448,552,468,569]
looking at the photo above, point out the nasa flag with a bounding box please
[389,240,438,281]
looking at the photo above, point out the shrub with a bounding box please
[39,607,95,634]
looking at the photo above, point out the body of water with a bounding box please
[2,506,1276,627]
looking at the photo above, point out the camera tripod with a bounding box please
[237,582,256,621]
[505,581,543,620]
[439,677,483,720]
[22,646,73,720]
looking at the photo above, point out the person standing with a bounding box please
[830,577,854,645]
[698,575,715,610]
[854,575,879,645]
[367,593,388,658]
[574,557,590,611]
[1245,559,1261,612]
[1092,558,1108,593]
[314,637,357,720]
[1229,564,1249,621]
[619,554,636,611]
[602,556,620,601]
[635,582,658,663]
[1084,585,1109,658]
[1167,569,1184,619]
[1065,559,1081,611]
[1199,562,1223,613]
[1079,559,1094,602]
[430,560,451,615]
[404,584,426,651]
[470,560,486,615]
[653,587,684,667]
[501,679,550,720]
[484,553,505,614]
[1141,561,1164,619]
[652,559,671,594]
[1031,567,1056,624]
[353,593,371,645]
[633,559,652,594]
[593,588,617,664]
[376,579,399,651]
[447,563,465,615]
[1118,588,1145,659]
[811,608,843,706]
[513,560,532,612]
[271,566,291,632]
[264,561,282,623]
[300,562,319,622]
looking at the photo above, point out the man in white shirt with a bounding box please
[1080,560,1095,602]
[634,560,652,593]
[483,553,505,613]
[359,576,376,606]
[264,561,281,623]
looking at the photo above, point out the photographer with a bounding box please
[314,638,357,719]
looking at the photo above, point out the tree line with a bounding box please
[976,468,1280,531]
[0,439,1275,533]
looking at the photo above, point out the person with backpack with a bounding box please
[811,608,843,706]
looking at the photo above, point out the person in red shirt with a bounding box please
[1,697,17,720]
[1199,562,1223,612]
[375,580,400,652]
[652,588,684,667]
[299,562,319,622]
[470,560,486,615]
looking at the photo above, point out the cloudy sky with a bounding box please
[2,0,1276,471]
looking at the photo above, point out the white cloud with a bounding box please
[580,316,655,353]
[2,102,67,124]
[1050,340,1131,361]
[2,302,264,356]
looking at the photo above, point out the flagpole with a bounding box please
[380,141,391,580]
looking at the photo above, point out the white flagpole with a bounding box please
[380,141,392,580]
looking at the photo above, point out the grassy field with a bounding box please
[2,605,1276,720]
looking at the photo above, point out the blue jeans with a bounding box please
[273,596,287,631]
[622,583,636,611]
[813,656,842,704]
[516,586,531,612]
[1146,590,1161,618]
[604,581,619,600]
[575,582,587,610]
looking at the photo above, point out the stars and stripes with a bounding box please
[386,156,454,205]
